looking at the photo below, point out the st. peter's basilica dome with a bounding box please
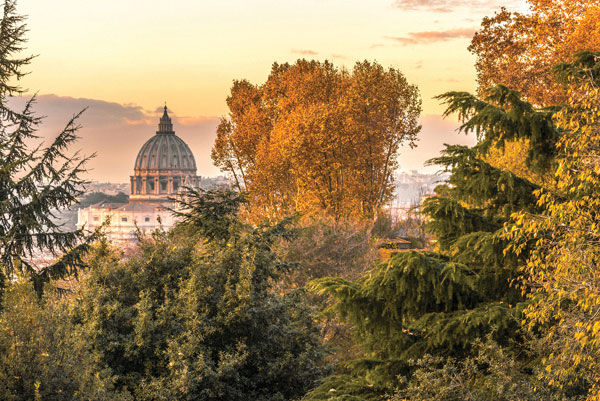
[130,106,200,200]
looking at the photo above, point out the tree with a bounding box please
[472,10,600,394]
[70,189,327,401]
[470,0,600,106]
[508,52,600,399]
[482,138,552,188]
[275,215,378,290]
[0,0,94,294]
[466,0,599,190]
[302,81,566,400]
[212,60,421,220]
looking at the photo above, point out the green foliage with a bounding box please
[171,188,249,242]
[435,85,560,172]
[300,374,383,401]
[307,250,523,399]
[78,191,129,208]
[71,190,327,401]
[0,278,129,401]
[427,145,541,216]
[392,337,564,401]
[421,197,502,250]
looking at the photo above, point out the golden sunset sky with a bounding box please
[16,0,529,182]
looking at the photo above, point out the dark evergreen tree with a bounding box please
[0,0,95,294]
[303,84,563,400]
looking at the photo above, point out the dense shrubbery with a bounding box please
[0,279,130,401]
[0,190,329,400]
[73,190,327,400]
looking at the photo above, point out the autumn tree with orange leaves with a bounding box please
[212,60,421,220]
[470,0,600,107]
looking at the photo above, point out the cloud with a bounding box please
[385,28,477,45]
[291,49,319,55]
[5,96,479,180]
[392,0,524,13]
[8,94,221,182]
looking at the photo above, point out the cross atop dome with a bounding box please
[157,104,174,134]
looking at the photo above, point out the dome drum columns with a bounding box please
[130,175,196,198]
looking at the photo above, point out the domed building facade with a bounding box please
[77,106,200,243]
[130,106,200,200]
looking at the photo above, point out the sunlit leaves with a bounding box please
[508,54,600,398]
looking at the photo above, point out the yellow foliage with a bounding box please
[515,81,600,397]
[484,139,552,187]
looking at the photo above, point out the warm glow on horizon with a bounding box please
[16,0,529,181]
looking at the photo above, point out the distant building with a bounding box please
[77,106,200,243]
[377,238,413,260]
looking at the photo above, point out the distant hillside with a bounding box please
[54,191,129,231]
[78,191,129,208]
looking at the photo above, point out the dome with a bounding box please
[129,106,200,200]
[134,131,197,172]
[133,106,197,173]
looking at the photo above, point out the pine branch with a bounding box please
[435,86,560,172]
[422,196,503,250]
[426,144,541,216]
